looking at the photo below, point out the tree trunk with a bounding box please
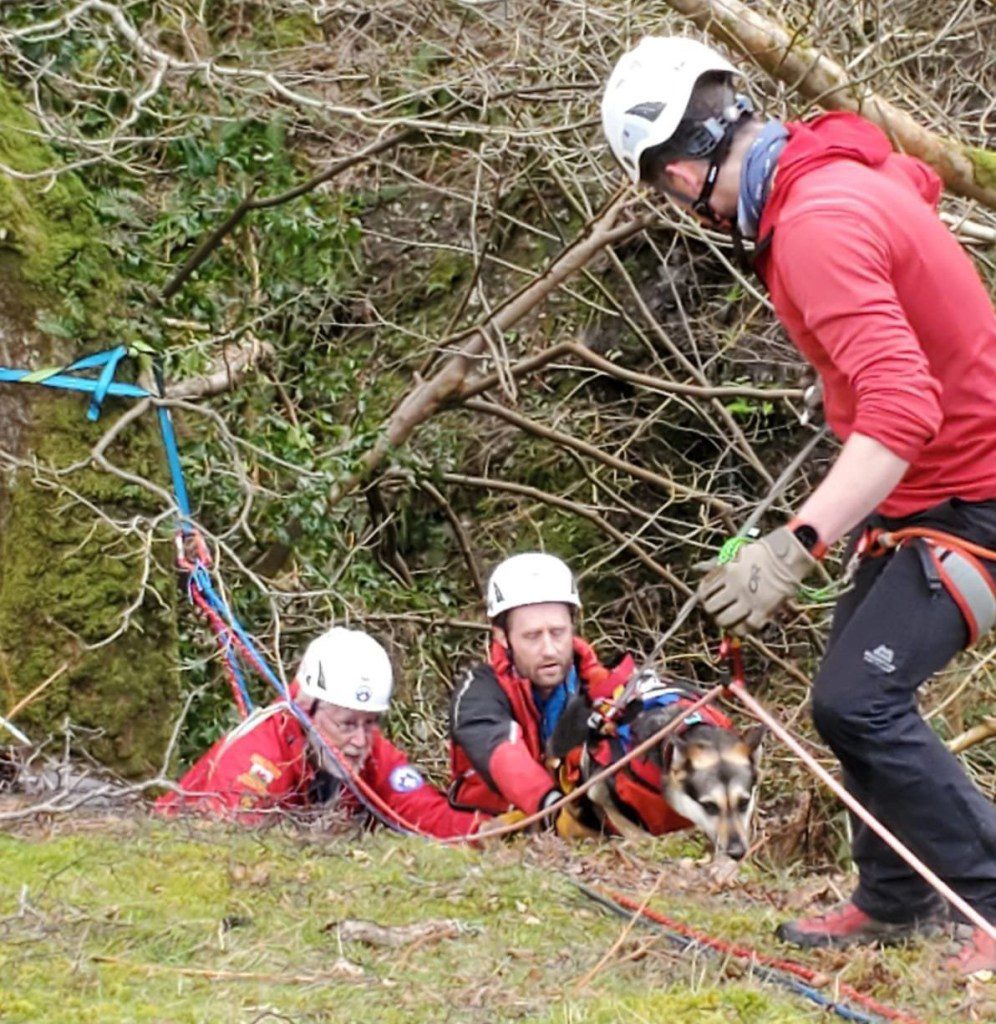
[0,86,180,776]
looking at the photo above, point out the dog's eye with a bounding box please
[699,799,720,815]
[736,797,751,813]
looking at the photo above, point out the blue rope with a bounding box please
[187,566,256,715]
[87,344,130,421]
[157,405,193,522]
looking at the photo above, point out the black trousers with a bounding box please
[811,498,996,924]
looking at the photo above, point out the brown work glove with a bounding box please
[554,804,601,841]
[696,526,818,633]
[475,808,528,841]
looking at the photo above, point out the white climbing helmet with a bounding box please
[297,627,394,712]
[486,553,581,620]
[602,36,737,183]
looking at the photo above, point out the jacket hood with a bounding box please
[761,112,941,233]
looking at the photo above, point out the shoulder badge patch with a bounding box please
[388,765,425,793]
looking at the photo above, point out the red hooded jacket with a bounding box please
[756,113,996,517]
[155,700,481,838]
[448,637,635,815]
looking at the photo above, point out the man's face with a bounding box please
[311,703,379,771]
[497,602,575,692]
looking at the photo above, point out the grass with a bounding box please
[0,819,987,1023]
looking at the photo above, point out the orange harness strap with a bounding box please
[859,526,996,645]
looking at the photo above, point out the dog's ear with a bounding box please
[742,724,766,766]
[658,731,690,774]
[547,693,593,759]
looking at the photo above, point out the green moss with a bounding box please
[0,79,115,309]
[0,76,179,774]
[968,146,996,192]
[0,397,180,774]
[268,13,324,48]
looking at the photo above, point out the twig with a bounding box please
[574,871,665,988]
[90,954,364,984]
[5,660,72,721]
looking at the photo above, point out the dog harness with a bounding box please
[856,526,996,646]
[560,683,733,837]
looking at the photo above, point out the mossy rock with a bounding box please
[0,395,181,776]
[0,81,115,305]
[0,76,179,775]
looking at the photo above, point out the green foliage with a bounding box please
[968,146,996,191]
[724,397,776,419]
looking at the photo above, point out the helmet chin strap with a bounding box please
[688,95,754,227]
[690,128,736,226]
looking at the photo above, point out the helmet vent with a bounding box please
[627,101,666,122]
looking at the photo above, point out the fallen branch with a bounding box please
[663,0,996,209]
[326,190,650,509]
[91,954,364,984]
[458,340,804,403]
[4,660,72,722]
[163,339,274,400]
[439,470,691,593]
[328,918,468,948]
[464,396,735,519]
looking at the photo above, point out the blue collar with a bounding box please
[737,119,788,239]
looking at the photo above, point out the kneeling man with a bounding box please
[449,552,633,818]
[158,627,483,838]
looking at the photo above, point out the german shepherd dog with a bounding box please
[548,668,764,859]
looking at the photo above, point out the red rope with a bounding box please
[597,885,929,1024]
[188,585,250,719]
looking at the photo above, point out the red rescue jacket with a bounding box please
[156,697,481,839]
[756,112,996,517]
[448,637,635,815]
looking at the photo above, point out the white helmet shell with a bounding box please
[486,553,581,620]
[602,36,737,183]
[297,627,394,712]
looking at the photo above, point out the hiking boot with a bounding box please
[945,926,996,979]
[776,899,943,950]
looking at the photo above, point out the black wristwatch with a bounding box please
[789,521,825,558]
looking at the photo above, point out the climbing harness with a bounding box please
[854,525,996,645]
[576,882,929,1024]
[558,671,735,838]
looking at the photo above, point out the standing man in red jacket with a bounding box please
[601,36,996,975]
[448,552,634,822]
[157,627,483,839]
